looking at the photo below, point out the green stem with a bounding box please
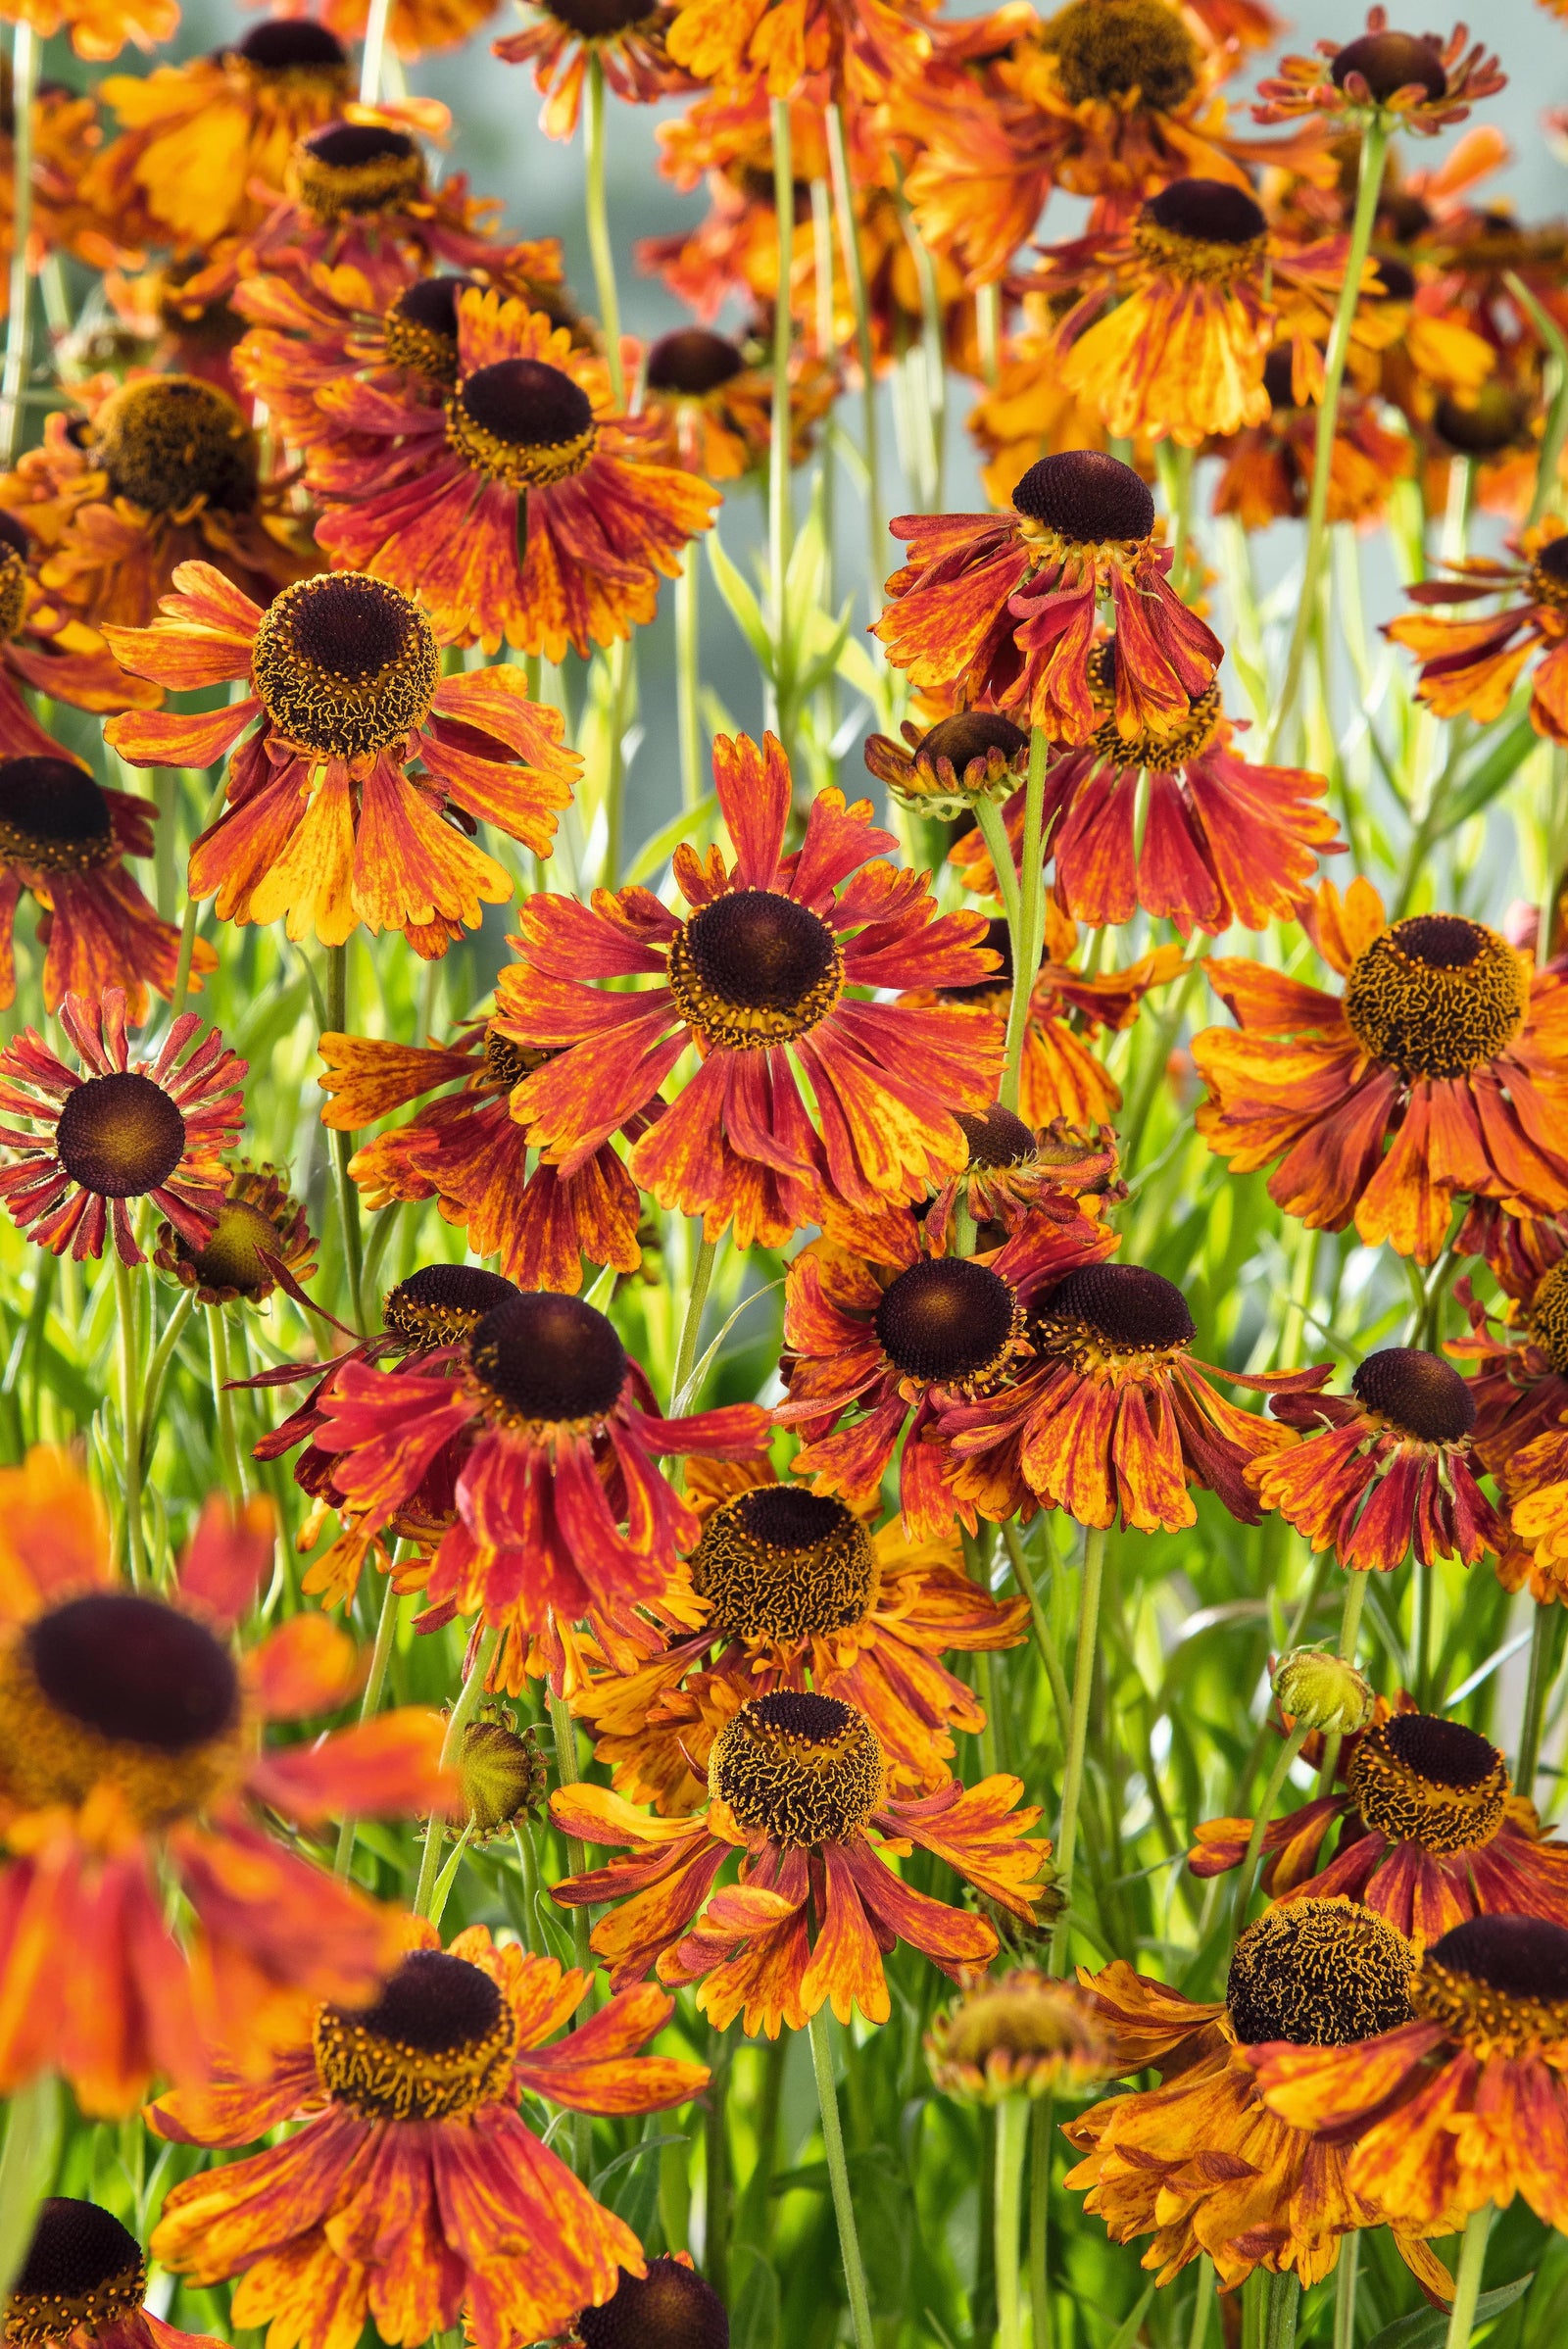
[739,2034,787,2252]
[1028,2097,1053,2349]
[1004,1520,1071,1737]
[1517,1603,1553,1802]
[113,1253,146,1590]
[972,791,1023,940]
[206,1304,245,1503]
[1332,2232,1358,2349]
[357,0,394,102]
[325,945,368,1334]
[994,2092,1028,2349]
[976,281,1001,387]
[1188,2258,1215,2349]
[584,54,624,407]
[826,100,881,600]
[1411,1560,1432,1711]
[1232,1720,1309,1931]
[0,23,37,467]
[549,1686,596,2180]
[1443,2204,1494,2349]
[172,774,227,1023]
[1269,115,1390,758]
[676,538,704,813]
[412,1627,498,1919]
[1264,2270,1300,2349]
[1001,727,1048,1115]
[0,2074,60,2300]
[808,2007,876,2349]
[141,1287,194,1455]
[599,639,632,891]
[1049,1524,1105,1974]
[335,1576,403,1879]
[671,1230,718,1414]
[1503,270,1568,531]
[769,99,795,640]
[705,2034,731,2304]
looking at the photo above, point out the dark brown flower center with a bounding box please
[1142,177,1266,247]
[449,358,598,488]
[1012,450,1154,544]
[670,889,843,1049]
[0,756,114,874]
[956,1102,1038,1170]
[1343,913,1526,1080]
[1535,536,1568,612]
[55,1071,186,1199]
[382,1262,520,1347]
[1262,345,1298,410]
[1038,1262,1194,1355]
[252,572,439,759]
[937,917,1013,1005]
[297,121,425,220]
[647,329,746,397]
[1046,0,1200,111]
[483,1026,547,1090]
[1369,254,1417,302]
[8,2202,145,2347]
[1530,1260,1568,1374]
[543,0,657,33]
[1350,1346,1475,1443]
[1434,383,1526,455]
[90,376,257,514]
[316,1950,517,2121]
[185,1199,284,1297]
[1225,1897,1415,2045]
[1347,1712,1508,1854]
[709,1690,885,1844]
[233,19,349,69]
[690,1487,878,1643]
[25,1591,239,1753]
[1330,29,1447,104]
[875,1256,1021,1388]
[384,276,479,382]
[917,711,1030,776]
[1413,1914,1568,2055]
[576,2257,731,2349]
[466,1291,628,1424]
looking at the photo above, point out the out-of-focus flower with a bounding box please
[1063,1900,1454,2293]
[315,290,715,659]
[0,986,242,1265]
[1388,517,1568,740]
[0,1448,448,2112]
[104,563,578,955]
[495,730,1003,1249]
[1,0,175,62]
[1272,1647,1375,1737]
[1253,11,1504,135]
[318,1012,647,1293]
[939,1261,1323,1535]
[149,1925,709,2349]
[566,2259,729,2349]
[1193,878,1568,1262]
[0,750,211,1017]
[570,1460,1030,1812]
[927,1969,1110,2103]
[1250,1344,1502,1570]
[496,0,693,140]
[664,0,933,102]
[304,0,507,67]
[0,511,164,737]
[5,2199,220,2349]
[0,83,131,310]
[863,709,1031,820]
[875,450,1223,747]
[1213,357,1414,530]
[645,326,837,480]
[1190,1705,1568,1940]
[552,1689,1048,2031]
[152,1160,315,1309]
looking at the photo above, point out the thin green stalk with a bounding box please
[1443,2204,1493,2349]
[1049,1524,1105,1974]
[172,774,227,1022]
[549,1686,596,2180]
[897,182,946,511]
[1332,2233,1358,2349]
[584,55,624,407]
[412,1627,498,1919]
[0,2074,61,2300]
[994,2092,1028,2349]
[599,639,632,890]
[357,0,394,102]
[739,2033,787,2251]
[325,945,368,1333]
[825,101,881,597]
[140,1286,192,1449]
[1001,727,1048,1114]
[1028,2097,1053,2349]
[1269,116,1389,757]
[511,1818,543,1953]
[1503,270,1568,530]
[1188,2258,1216,2349]
[671,1229,718,1413]
[769,99,795,634]
[705,2034,732,2304]
[976,281,1001,387]
[676,538,704,812]
[206,1304,245,1503]
[1232,1720,1309,1931]
[972,792,1023,939]
[807,2008,876,2349]
[113,1252,147,1590]
[1314,1574,1369,1797]
[1411,1561,1432,1712]
[1004,1520,1071,1732]
[1517,1603,1552,1801]
[1264,2271,1300,2349]
[335,1577,403,1878]
[0,23,37,467]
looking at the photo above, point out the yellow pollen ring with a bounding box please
[1346,1729,1509,1856]
[1131,216,1267,289]
[0,1633,247,1830]
[445,396,598,491]
[666,921,845,1052]
[313,1997,518,2121]
[1411,1952,1568,2061]
[3,2264,147,2347]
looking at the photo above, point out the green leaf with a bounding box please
[623,791,717,888]
[1365,2272,1534,2349]
[1445,713,1540,830]
[707,528,775,676]
[1102,2281,1156,2349]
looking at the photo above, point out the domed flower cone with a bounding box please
[552,1689,1049,2032]
[1253,11,1504,135]
[927,1969,1111,2104]
[496,0,694,140]
[147,1924,710,2349]
[4,2199,220,2349]
[564,2255,729,2349]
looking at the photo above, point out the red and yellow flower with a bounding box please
[0,0,174,61]
[0,1447,448,2113]
[927,1968,1111,2104]
[5,2199,220,2349]
[152,1160,316,1311]
[552,1689,1048,2033]
[0,510,165,740]
[1213,365,1415,531]
[1253,11,1505,136]
[303,0,506,67]
[644,326,838,481]
[663,0,933,102]
[1387,516,1568,741]
[104,562,578,955]
[1193,878,1568,1263]
[495,0,692,140]
[148,1923,710,2349]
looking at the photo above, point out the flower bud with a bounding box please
[925,1970,1110,2104]
[459,1715,546,1835]
[1272,1647,1375,1737]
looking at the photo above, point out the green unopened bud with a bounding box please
[460,1715,547,1835]
[1272,1647,1374,1737]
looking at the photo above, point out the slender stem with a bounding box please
[1517,1604,1553,1802]
[1443,2203,1494,2349]
[1411,1560,1432,1711]
[1332,2232,1358,2349]
[512,1819,542,1953]
[0,24,37,468]
[826,101,881,598]
[976,281,1001,388]
[1232,1720,1309,1931]
[671,1230,718,1413]
[0,2074,60,2301]
[325,946,368,1334]
[357,0,394,103]
[172,773,227,1023]
[206,1305,245,1503]
[1049,1524,1105,1973]
[1314,1574,1369,1797]
[676,538,704,813]
[335,1577,403,1878]
[740,2034,787,2252]
[142,1287,194,1440]
[1001,727,1049,1115]
[549,1685,596,2180]
[412,1627,498,1920]
[1004,1520,1071,1730]
[808,2007,876,2349]
[899,184,946,512]
[994,2092,1028,2349]
[972,792,1023,939]
[769,99,795,640]
[1028,2097,1053,2349]
[705,2034,731,2303]
[1503,270,1568,531]
[1188,2258,1216,2349]
[113,1253,146,1590]
[600,640,632,890]
[584,55,624,407]
[1264,2271,1300,2349]
[1269,115,1389,758]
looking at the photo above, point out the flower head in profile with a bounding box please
[1190,1706,1568,1942]
[4,0,175,60]
[1250,1343,1502,1571]
[152,1160,316,1311]
[0,1447,448,2113]
[1254,11,1504,135]
[927,1970,1110,2104]
[148,1923,710,2349]
[644,327,837,483]
[553,1689,1049,2034]
[496,0,693,140]
[864,710,1033,822]
[663,0,933,102]
[105,562,578,954]
[874,450,1224,748]
[314,289,716,660]
[1063,1899,1453,2293]
[4,2199,219,2349]
[496,730,1004,1250]
[0,987,243,1265]
[1193,878,1568,1263]
[1387,517,1568,742]
[570,1460,1030,1813]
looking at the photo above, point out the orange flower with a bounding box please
[927,1969,1111,2104]
[148,1924,710,2349]
[152,1160,316,1310]
[0,1447,448,2113]
[0,0,174,61]
[314,290,716,659]
[874,451,1223,748]
[1192,879,1568,1263]
[495,0,693,140]
[1213,364,1416,530]
[569,1460,1030,1813]
[310,0,506,65]
[0,751,212,1020]
[1244,1914,1568,2235]
[0,511,165,736]
[7,2199,220,2349]
[494,730,1004,1249]
[664,0,933,102]
[0,986,242,1266]
[1250,1344,1502,1571]
[645,327,838,481]
[104,563,577,955]
[552,1690,1048,2033]
[1063,1901,1454,2293]
[1190,1708,1568,1942]
[965,299,1112,510]
[0,83,130,306]
[1253,11,1504,136]
[318,1015,647,1294]
[1387,517,1568,740]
